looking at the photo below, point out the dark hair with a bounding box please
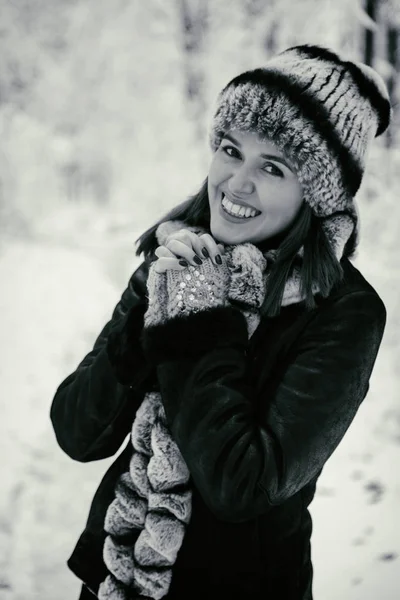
[135,177,345,317]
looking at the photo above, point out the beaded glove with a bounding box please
[144,254,231,328]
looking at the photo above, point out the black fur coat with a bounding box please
[50,256,386,600]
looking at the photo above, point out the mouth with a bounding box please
[220,192,261,221]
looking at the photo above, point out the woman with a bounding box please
[50,44,391,600]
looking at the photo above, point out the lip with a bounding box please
[218,193,261,223]
[221,191,260,214]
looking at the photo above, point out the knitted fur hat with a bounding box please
[208,44,391,259]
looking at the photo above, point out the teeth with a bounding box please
[221,194,258,219]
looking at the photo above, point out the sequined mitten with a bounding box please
[144,255,231,328]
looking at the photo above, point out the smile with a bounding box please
[220,193,261,220]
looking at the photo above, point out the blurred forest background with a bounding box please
[1,0,399,264]
[1,1,400,599]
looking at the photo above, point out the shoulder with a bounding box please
[313,257,386,320]
[273,258,387,367]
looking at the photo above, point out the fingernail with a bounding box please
[179,260,188,267]
[193,255,203,265]
[215,254,222,265]
[201,247,209,258]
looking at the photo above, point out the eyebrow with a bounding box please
[222,133,294,173]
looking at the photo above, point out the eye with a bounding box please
[262,163,283,177]
[221,144,284,177]
[221,144,240,159]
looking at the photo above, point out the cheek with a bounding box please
[208,156,227,186]
[259,180,302,214]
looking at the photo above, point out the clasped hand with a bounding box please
[153,229,225,273]
[144,227,267,327]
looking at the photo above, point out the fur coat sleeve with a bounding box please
[50,260,154,462]
[141,291,386,523]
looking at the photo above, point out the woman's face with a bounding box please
[207,130,304,246]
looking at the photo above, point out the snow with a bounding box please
[0,240,130,600]
[1,1,399,598]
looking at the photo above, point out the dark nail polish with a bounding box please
[215,254,222,265]
[179,260,188,267]
[193,255,203,265]
[201,247,210,258]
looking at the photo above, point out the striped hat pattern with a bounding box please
[208,44,391,259]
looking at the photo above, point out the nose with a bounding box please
[228,165,255,196]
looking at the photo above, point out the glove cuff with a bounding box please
[143,264,168,328]
[143,256,231,327]
[166,258,230,319]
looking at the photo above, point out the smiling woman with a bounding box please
[207,130,304,245]
[50,44,391,600]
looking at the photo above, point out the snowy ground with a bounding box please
[0,217,399,600]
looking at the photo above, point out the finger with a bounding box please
[153,257,187,274]
[165,238,203,267]
[166,229,204,261]
[198,233,225,265]
[155,245,176,259]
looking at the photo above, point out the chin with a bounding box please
[210,221,254,246]
[210,213,264,243]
